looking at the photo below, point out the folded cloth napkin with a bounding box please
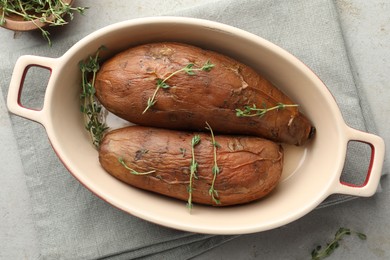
[0,0,384,259]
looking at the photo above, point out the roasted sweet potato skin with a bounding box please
[95,42,314,146]
[98,126,283,206]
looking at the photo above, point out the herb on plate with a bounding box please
[118,157,156,176]
[79,46,108,148]
[142,60,215,114]
[187,134,201,212]
[0,0,87,46]
[236,103,298,117]
[205,122,221,205]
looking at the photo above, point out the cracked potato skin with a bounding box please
[99,126,284,206]
[95,42,314,146]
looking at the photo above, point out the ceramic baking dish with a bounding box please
[7,17,385,234]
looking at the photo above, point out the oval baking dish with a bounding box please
[7,17,385,234]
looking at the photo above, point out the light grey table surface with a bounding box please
[1,0,389,259]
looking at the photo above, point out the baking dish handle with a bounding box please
[333,126,385,197]
[7,55,58,125]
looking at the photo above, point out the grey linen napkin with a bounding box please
[0,0,385,259]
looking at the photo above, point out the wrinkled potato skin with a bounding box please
[95,42,314,146]
[99,126,283,206]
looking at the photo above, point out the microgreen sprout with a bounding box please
[235,103,299,117]
[142,60,214,114]
[187,135,201,212]
[311,227,367,260]
[79,46,108,148]
[118,158,156,175]
[205,122,221,205]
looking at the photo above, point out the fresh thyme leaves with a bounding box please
[205,122,221,205]
[79,46,108,148]
[179,148,186,157]
[235,103,299,117]
[187,135,201,212]
[118,158,156,175]
[142,60,215,114]
[135,148,149,161]
[0,0,87,46]
[311,227,367,260]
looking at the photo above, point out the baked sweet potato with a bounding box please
[98,126,283,207]
[95,42,315,146]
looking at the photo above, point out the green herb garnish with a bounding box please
[79,46,108,148]
[235,103,298,117]
[311,227,367,260]
[118,157,156,175]
[205,122,221,205]
[179,147,186,157]
[142,60,215,114]
[0,0,87,46]
[187,134,201,212]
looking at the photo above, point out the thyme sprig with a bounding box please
[142,60,215,114]
[79,46,108,148]
[205,122,221,205]
[187,135,201,212]
[118,157,156,175]
[0,0,87,46]
[311,227,367,260]
[235,103,299,117]
[179,147,186,157]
